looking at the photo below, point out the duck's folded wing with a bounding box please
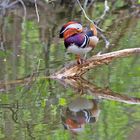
[64,33,89,48]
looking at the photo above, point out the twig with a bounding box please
[76,0,109,49]
[83,0,88,9]
[6,0,19,8]
[87,0,95,9]
[0,0,9,15]
[34,0,40,22]
[0,42,5,51]
[98,30,110,49]
[76,0,103,32]
[0,0,9,8]
[18,0,26,23]
[97,0,109,22]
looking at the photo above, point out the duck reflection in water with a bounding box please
[61,97,100,133]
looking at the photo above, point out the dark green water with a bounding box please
[0,1,140,140]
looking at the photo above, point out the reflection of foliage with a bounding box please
[59,98,67,106]
[0,128,5,139]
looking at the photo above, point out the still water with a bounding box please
[0,1,140,140]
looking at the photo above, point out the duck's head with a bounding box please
[59,21,83,39]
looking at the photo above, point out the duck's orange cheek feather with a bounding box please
[66,119,79,129]
[64,29,79,39]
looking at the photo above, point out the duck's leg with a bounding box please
[76,54,83,64]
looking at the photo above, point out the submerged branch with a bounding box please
[51,48,140,79]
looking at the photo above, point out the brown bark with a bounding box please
[51,48,140,79]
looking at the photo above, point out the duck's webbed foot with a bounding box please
[76,55,86,65]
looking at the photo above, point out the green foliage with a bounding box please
[50,104,58,115]
[114,0,125,8]
[22,110,32,121]
[41,98,47,108]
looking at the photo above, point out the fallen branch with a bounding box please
[51,48,140,79]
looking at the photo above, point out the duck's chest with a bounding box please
[67,44,92,55]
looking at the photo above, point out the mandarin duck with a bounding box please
[61,97,100,133]
[59,21,99,64]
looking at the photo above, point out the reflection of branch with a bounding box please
[0,77,33,90]
[26,123,35,140]
[61,77,140,105]
[0,103,19,123]
[0,68,48,92]
[52,48,140,79]
[0,72,37,92]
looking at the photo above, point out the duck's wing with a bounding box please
[64,33,89,49]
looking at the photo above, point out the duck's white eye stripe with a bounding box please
[66,24,82,30]
[60,23,82,34]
